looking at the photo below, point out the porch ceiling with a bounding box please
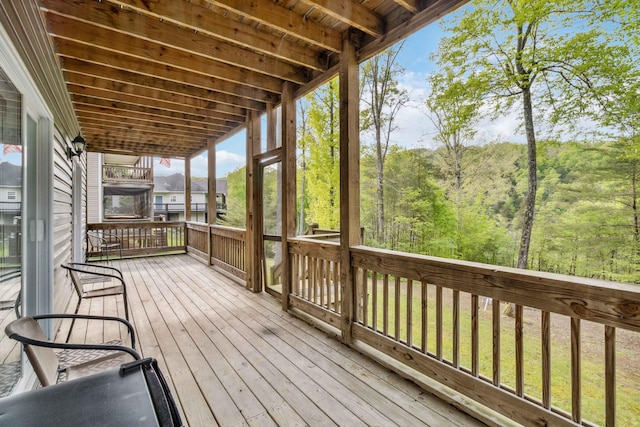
[35,0,467,159]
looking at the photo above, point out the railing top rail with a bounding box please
[88,221,185,229]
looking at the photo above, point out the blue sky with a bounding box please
[156,19,455,179]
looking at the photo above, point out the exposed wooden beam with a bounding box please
[72,97,232,132]
[104,0,327,71]
[393,0,419,14]
[60,58,247,118]
[64,75,239,128]
[204,0,342,52]
[55,39,270,108]
[86,134,201,157]
[48,19,285,95]
[299,0,385,37]
[78,116,218,139]
[43,3,310,84]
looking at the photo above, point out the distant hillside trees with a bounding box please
[434,0,634,270]
[360,43,408,244]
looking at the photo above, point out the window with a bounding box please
[7,191,15,200]
[170,195,177,202]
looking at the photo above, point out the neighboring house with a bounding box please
[86,153,154,223]
[154,173,227,222]
[0,161,21,225]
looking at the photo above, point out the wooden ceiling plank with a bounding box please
[61,57,249,118]
[81,124,220,144]
[65,77,239,128]
[102,0,326,71]
[55,40,269,108]
[78,113,228,137]
[203,0,342,52]
[86,137,198,158]
[47,20,285,95]
[299,0,385,37]
[43,4,310,84]
[85,131,207,150]
[392,0,419,14]
[73,99,232,132]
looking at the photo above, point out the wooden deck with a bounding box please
[65,255,484,427]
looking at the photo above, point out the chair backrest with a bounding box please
[61,263,84,298]
[86,231,104,251]
[5,317,59,386]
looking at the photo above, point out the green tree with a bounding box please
[305,79,340,229]
[425,67,484,253]
[361,42,408,243]
[437,0,631,270]
[219,166,246,228]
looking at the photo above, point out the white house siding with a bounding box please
[52,126,76,315]
[86,152,102,223]
[0,2,81,325]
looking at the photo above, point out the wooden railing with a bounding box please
[285,241,640,427]
[87,221,185,258]
[102,165,152,183]
[288,237,342,328]
[185,222,246,281]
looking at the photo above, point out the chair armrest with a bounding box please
[63,262,124,280]
[9,335,140,361]
[32,314,136,350]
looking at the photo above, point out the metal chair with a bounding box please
[87,231,122,261]
[61,263,129,342]
[5,314,138,386]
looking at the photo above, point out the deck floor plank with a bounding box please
[71,255,483,427]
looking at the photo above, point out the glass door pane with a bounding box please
[0,67,22,396]
[261,161,282,295]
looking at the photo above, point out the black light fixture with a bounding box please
[67,134,86,159]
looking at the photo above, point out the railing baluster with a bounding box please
[319,258,325,307]
[516,304,524,397]
[542,311,551,409]
[395,276,401,340]
[453,289,460,368]
[471,294,479,377]
[362,268,368,326]
[421,281,427,354]
[605,325,616,427]
[334,260,340,314]
[436,285,443,361]
[383,274,389,336]
[407,279,413,348]
[372,273,378,331]
[493,299,501,386]
[571,317,581,423]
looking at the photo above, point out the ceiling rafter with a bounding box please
[102,0,327,71]
[298,0,385,37]
[44,3,310,85]
[203,0,343,52]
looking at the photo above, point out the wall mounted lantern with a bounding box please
[67,134,86,159]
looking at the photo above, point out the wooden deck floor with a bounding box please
[68,255,484,427]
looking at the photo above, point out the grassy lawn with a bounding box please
[361,280,640,426]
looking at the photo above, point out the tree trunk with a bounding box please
[376,126,385,242]
[517,86,538,270]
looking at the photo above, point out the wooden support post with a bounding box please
[207,138,217,226]
[246,111,262,292]
[207,138,216,265]
[185,157,191,222]
[267,102,277,151]
[339,31,360,344]
[281,82,296,311]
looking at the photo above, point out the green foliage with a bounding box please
[218,166,246,228]
[304,79,341,229]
